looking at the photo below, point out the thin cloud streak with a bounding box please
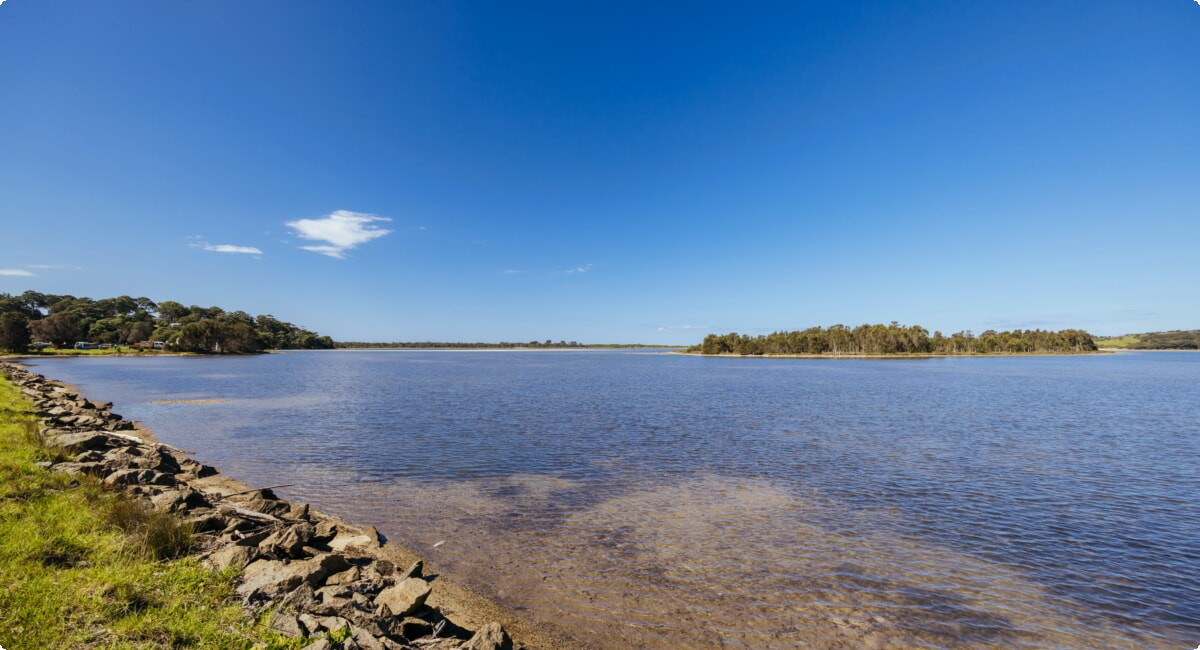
[0,269,35,277]
[200,244,263,255]
[657,324,711,332]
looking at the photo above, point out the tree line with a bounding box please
[335,340,588,349]
[1096,330,1200,350]
[0,291,333,354]
[334,341,675,349]
[689,323,1098,356]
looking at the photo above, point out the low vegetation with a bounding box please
[1094,330,1200,350]
[689,323,1098,356]
[0,291,333,354]
[335,340,674,349]
[0,375,320,649]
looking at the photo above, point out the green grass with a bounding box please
[20,346,170,356]
[1093,335,1140,349]
[0,375,336,649]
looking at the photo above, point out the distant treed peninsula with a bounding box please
[0,291,333,354]
[335,341,671,349]
[1094,330,1200,350]
[688,324,1098,356]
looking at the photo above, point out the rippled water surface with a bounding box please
[29,351,1200,649]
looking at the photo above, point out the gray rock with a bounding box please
[398,560,421,580]
[319,553,352,575]
[349,626,387,650]
[236,557,331,600]
[262,522,316,558]
[150,488,209,512]
[329,526,384,552]
[314,519,338,543]
[50,462,104,477]
[189,512,228,534]
[316,584,353,604]
[460,623,513,650]
[48,431,115,453]
[204,544,259,571]
[280,583,321,612]
[299,613,323,634]
[195,463,218,477]
[74,450,106,463]
[314,615,353,634]
[269,613,308,637]
[237,491,293,517]
[102,468,174,487]
[374,578,431,618]
[325,565,362,586]
[234,528,273,547]
[299,640,332,650]
[289,502,311,521]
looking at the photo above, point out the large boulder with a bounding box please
[204,544,259,571]
[237,557,331,601]
[269,613,308,637]
[102,468,176,488]
[329,525,385,552]
[374,578,431,618]
[261,522,317,558]
[461,623,513,650]
[47,431,117,453]
[149,488,209,512]
[49,461,106,477]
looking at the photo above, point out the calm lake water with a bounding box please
[28,351,1200,649]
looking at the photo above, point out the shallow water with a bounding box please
[29,350,1200,649]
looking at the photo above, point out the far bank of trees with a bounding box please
[336,340,588,349]
[0,291,333,354]
[334,341,674,349]
[690,323,1097,356]
[1097,330,1200,350]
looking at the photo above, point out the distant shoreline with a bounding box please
[1095,347,1199,353]
[323,346,682,352]
[676,350,1115,359]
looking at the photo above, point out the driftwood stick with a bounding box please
[216,484,297,500]
[103,430,193,454]
[217,503,284,524]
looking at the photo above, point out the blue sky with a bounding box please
[1,1,1197,344]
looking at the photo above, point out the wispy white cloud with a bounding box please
[286,210,392,259]
[564,263,594,274]
[200,244,263,255]
[0,268,35,277]
[503,269,522,275]
[657,324,711,332]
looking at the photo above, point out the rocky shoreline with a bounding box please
[0,362,521,650]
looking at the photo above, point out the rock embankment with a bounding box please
[0,362,517,650]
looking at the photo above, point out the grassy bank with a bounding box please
[0,375,299,649]
[1092,335,1141,349]
[14,347,180,357]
